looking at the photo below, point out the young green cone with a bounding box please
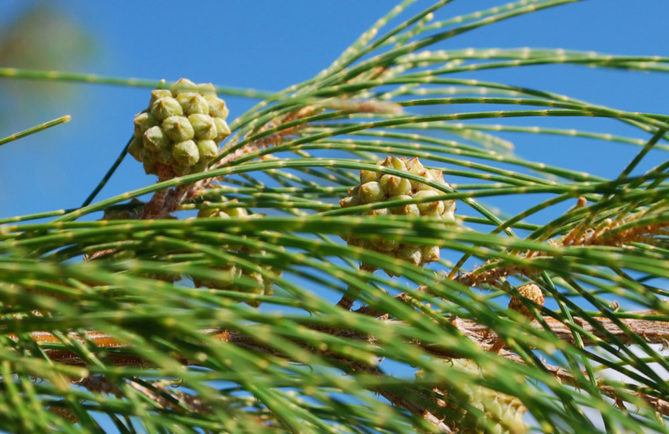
[340,156,456,275]
[192,200,277,306]
[129,78,232,178]
[508,283,544,319]
[416,359,528,433]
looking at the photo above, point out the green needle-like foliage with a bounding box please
[1,1,669,432]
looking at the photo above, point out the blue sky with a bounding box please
[0,0,667,220]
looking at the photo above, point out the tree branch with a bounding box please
[17,311,669,422]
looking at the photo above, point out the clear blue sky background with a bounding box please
[0,0,667,219]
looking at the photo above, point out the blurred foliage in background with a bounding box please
[0,1,95,124]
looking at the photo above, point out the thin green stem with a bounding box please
[0,115,71,147]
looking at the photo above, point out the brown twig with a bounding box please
[25,314,669,367]
[455,217,669,288]
[127,379,211,414]
[336,295,354,311]
[18,311,669,421]
[77,375,123,397]
[354,292,412,317]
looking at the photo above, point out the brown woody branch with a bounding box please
[20,311,669,422]
[450,315,669,349]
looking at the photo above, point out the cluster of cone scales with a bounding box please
[130,78,231,178]
[339,156,456,274]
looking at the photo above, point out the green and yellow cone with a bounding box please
[340,156,456,275]
[130,78,231,179]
